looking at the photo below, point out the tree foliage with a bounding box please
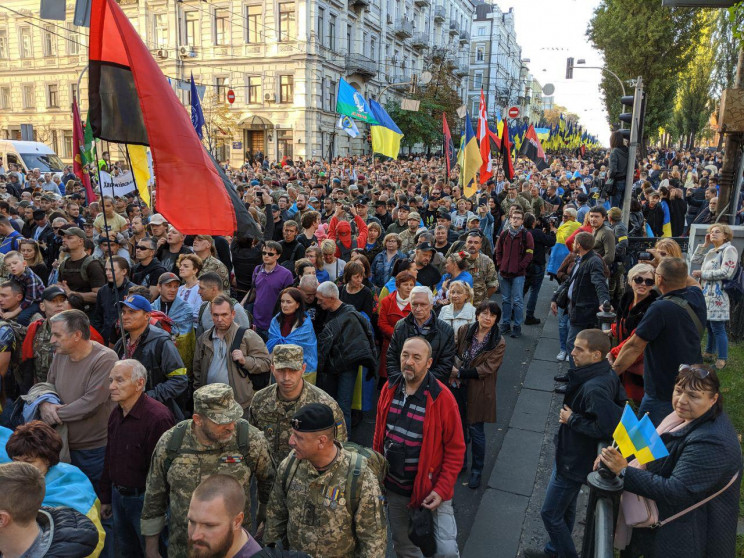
[542,105,579,126]
[712,7,742,97]
[587,0,702,140]
[200,92,240,155]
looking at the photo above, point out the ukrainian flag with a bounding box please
[613,403,640,459]
[629,414,669,465]
[368,99,403,160]
[461,112,483,198]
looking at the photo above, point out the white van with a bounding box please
[0,140,65,177]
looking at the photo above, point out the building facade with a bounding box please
[0,0,474,166]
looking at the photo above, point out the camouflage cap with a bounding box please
[272,344,304,370]
[193,384,243,424]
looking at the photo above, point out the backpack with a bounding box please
[162,419,253,475]
[58,255,98,285]
[0,320,28,399]
[281,442,388,516]
[149,310,174,335]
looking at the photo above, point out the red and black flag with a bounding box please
[500,118,515,181]
[71,98,96,203]
[88,0,258,237]
[442,113,456,178]
[519,124,549,171]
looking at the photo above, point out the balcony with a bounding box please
[449,21,459,36]
[345,53,377,77]
[414,0,430,6]
[411,32,428,49]
[459,30,470,44]
[454,66,468,78]
[349,0,370,8]
[395,19,414,39]
[431,46,449,62]
[434,6,445,22]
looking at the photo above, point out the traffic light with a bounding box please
[565,57,574,80]
[618,92,645,143]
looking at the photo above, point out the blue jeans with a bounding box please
[541,467,582,558]
[705,320,728,361]
[524,264,545,318]
[500,274,525,327]
[558,308,569,352]
[112,489,145,556]
[469,422,485,472]
[70,447,113,557]
[638,394,673,427]
[317,369,357,431]
[611,181,626,209]
[17,303,40,326]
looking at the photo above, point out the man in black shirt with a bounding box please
[374,200,392,231]
[278,220,306,272]
[131,237,167,299]
[523,214,556,325]
[413,242,441,289]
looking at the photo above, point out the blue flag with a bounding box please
[336,78,379,124]
[190,73,205,140]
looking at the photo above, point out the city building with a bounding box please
[0,0,475,166]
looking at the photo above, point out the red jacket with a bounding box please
[494,227,534,278]
[377,294,410,378]
[565,223,592,252]
[374,373,465,507]
[328,215,368,257]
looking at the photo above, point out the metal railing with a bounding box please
[581,442,622,558]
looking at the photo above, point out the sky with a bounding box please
[507,0,611,145]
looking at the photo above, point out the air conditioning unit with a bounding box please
[264,92,276,102]
[178,45,195,58]
[156,49,168,59]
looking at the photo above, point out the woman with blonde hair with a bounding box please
[305,245,330,283]
[320,238,345,281]
[439,280,476,333]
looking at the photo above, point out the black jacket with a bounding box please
[526,227,556,267]
[615,289,659,342]
[131,258,167,288]
[685,186,706,217]
[317,303,377,374]
[555,360,626,482]
[609,145,629,182]
[668,198,687,237]
[561,251,610,327]
[643,204,665,237]
[386,311,456,383]
[35,506,99,557]
[91,279,135,345]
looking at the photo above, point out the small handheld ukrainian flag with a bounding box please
[612,404,669,465]
[613,403,641,459]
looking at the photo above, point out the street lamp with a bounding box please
[574,59,626,97]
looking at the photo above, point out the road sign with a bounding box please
[507,106,520,118]
[227,90,235,104]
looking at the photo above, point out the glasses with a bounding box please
[679,364,710,379]
[632,276,655,286]
[53,227,62,232]
[262,251,277,256]
[136,245,152,251]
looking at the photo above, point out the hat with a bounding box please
[119,294,152,313]
[32,209,46,219]
[82,219,95,227]
[272,344,304,370]
[158,272,181,285]
[408,212,421,221]
[354,196,369,206]
[41,194,55,202]
[149,213,168,226]
[358,174,366,181]
[436,209,452,221]
[332,177,341,184]
[416,241,436,253]
[398,204,411,212]
[42,285,67,302]
[271,204,280,212]
[291,403,335,432]
[250,179,260,186]
[193,384,243,425]
[62,227,86,239]
[468,215,481,222]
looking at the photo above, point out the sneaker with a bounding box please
[524,316,541,325]
[499,323,511,334]
[556,350,567,361]
[554,374,569,382]
[510,326,522,338]
[468,470,482,489]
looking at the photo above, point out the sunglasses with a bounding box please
[679,364,710,379]
[262,251,277,256]
[136,245,152,250]
[632,276,655,286]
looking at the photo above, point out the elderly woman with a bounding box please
[691,223,739,370]
[377,271,414,380]
[608,263,659,404]
[454,300,505,489]
[371,232,405,287]
[435,251,473,304]
[6,421,105,556]
[439,280,476,333]
[267,287,318,383]
[600,365,741,558]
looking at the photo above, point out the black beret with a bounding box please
[291,403,335,432]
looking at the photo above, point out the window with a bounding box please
[328,15,336,51]
[67,23,79,55]
[346,24,351,52]
[478,26,486,36]
[22,85,35,109]
[476,47,484,62]
[153,14,168,48]
[0,30,7,59]
[317,7,325,46]
[47,84,59,108]
[185,12,199,45]
[278,2,295,42]
[320,78,326,111]
[19,27,32,59]
[248,76,261,103]
[245,5,262,43]
[329,80,336,113]
[473,72,482,89]
[214,9,229,45]
[63,131,74,159]
[216,77,228,103]
[42,26,56,57]
[0,87,10,110]
[370,36,376,61]
[279,75,293,103]
[277,129,293,159]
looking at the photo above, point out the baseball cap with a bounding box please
[148,213,168,226]
[416,241,436,253]
[62,227,86,239]
[272,344,304,370]
[193,384,243,425]
[408,212,421,221]
[291,403,335,432]
[271,204,280,212]
[119,294,152,313]
[354,196,369,206]
[398,204,411,212]
[42,285,67,302]
[250,179,260,186]
[32,209,46,219]
[158,272,181,285]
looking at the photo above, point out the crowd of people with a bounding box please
[0,140,740,558]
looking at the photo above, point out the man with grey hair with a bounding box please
[386,285,455,382]
[100,359,175,556]
[39,309,119,489]
[315,281,376,429]
[298,274,326,333]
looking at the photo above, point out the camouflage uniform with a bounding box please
[468,252,499,305]
[249,345,347,465]
[264,443,387,558]
[398,229,419,254]
[200,255,230,291]
[140,384,275,558]
[32,320,55,384]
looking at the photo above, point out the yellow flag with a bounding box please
[127,144,151,207]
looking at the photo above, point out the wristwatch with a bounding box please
[618,467,627,479]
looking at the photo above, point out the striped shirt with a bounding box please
[383,376,430,496]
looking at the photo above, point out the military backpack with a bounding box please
[162,419,253,475]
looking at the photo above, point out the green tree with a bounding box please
[712,7,742,97]
[587,0,702,140]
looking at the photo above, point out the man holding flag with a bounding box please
[525,329,625,558]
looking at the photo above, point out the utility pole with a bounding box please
[621,76,644,227]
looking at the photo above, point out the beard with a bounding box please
[188,529,234,558]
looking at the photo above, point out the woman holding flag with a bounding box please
[600,365,741,557]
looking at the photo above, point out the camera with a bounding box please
[638,252,653,261]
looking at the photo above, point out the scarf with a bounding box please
[395,292,409,311]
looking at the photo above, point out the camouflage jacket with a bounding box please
[264,445,387,558]
[140,419,275,557]
[468,253,499,305]
[248,381,348,465]
[32,319,54,384]
[200,255,230,291]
